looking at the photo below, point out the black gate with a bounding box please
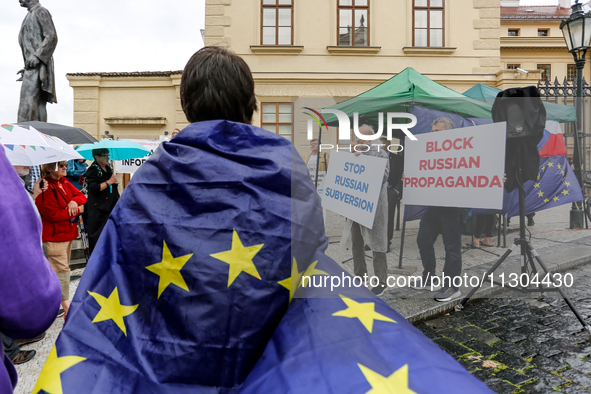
[537,77,591,187]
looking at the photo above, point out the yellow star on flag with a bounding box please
[210,229,263,287]
[146,241,193,298]
[553,196,559,202]
[537,174,540,180]
[562,189,570,196]
[533,183,540,188]
[33,346,86,394]
[548,162,554,167]
[537,191,544,198]
[557,163,562,169]
[278,259,328,302]
[302,260,329,281]
[88,287,139,336]
[542,166,546,171]
[332,295,396,333]
[358,364,416,394]
[565,181,572,187]
[544,198,550,203]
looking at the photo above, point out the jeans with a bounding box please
[417,206,463,290]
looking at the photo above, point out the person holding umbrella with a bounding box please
[84,148,119,255]
[35,161,86,318]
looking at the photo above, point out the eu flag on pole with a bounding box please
[36,120,490,393]
[506,155,583,217]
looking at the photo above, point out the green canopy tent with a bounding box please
[321,67,493,137]
[320,69,576,137]
[463,83,577,122]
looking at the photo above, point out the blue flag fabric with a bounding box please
[39,120,489,393]
[240,252,492,394]
[40,120,316,393]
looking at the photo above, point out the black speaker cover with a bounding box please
[492,86,547,192]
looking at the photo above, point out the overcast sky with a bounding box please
[0,0,205,126]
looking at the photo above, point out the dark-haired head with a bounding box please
[181,46,257,125]
[92,148,110,160]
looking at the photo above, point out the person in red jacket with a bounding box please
[35,161,87,318]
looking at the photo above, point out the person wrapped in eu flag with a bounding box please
[38,47,491,394]
[35,47,317,393]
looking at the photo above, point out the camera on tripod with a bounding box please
[504,101,539,138]
[457,86,591,337]
[492,86,546,192]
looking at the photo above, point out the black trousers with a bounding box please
[473,214,495,238]
[417,207,463,290]
[0,332,20,360]
[387,187,400,243]
[87,213,109,255]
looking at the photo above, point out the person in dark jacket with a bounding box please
[84,148,119,254]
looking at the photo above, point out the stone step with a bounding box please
[70,258,87,271]
[72,238,84,249]
[70,237,88,261]
[71,247,87,260]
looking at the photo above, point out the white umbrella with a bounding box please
[0,123,49,147]
[2,126,83,166]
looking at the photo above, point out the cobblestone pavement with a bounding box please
[12,268,84,394]
[415,262,591,393]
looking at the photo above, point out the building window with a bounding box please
[538,29,549,37]
[508,29,519,36]
[413,0,444,47]
[568,64,576,81]
[338,0,369,46]
[261,0,293,45]
[537,64,551,82]
[507,64,521,70]
[261,103,293,141]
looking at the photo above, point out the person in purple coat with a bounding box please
[0,146,61,393]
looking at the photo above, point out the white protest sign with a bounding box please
[403,122,506,209]
[322,150,387,228]
[114,139,162,174]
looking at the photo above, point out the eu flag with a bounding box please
[36,120,489,393]
[506,155,583,217]
[241,252,492,394]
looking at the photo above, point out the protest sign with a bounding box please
[322,151,387,228]
[403,122,506,209]
[114,139,162,174]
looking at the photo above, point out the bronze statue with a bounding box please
[17,0,57,122]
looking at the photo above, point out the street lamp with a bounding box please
[560,0,591,228]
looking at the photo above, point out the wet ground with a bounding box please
[415,263,591,393]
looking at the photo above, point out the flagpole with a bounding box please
[314,124,322,191]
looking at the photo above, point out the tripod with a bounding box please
[456,165,591,336]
